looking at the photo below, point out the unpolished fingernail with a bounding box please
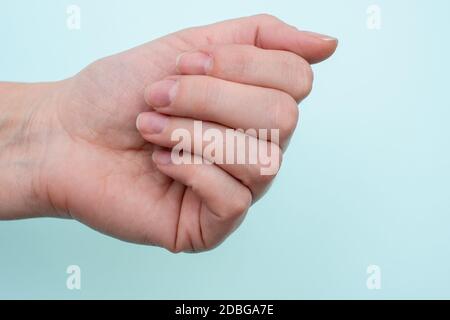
[304,31,338,42]
[152,150,172,165]
[176,51,213,75]
[145,79,178,108]
[136,112,168,134]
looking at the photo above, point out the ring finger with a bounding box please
[136,112,282,200]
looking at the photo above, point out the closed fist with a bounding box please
[2,14,337,252]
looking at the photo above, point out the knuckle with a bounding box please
[241,165,268,187]
[272,92,300,138]
[246,143,283,186]
[293,59,314,100]
[239,169,254,188]
[257,167,277,184]
[228,188,252,219]
[258,143,283,181]
[302,62,314,98]
[167,246,183,254]
[279,52,313,100]
[255,13,279,24]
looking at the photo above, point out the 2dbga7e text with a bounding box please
[219,304,274,315]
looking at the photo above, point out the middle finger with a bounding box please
[144,75,300,147]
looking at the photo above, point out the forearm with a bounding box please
[0,82,59,219]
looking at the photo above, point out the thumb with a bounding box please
[188,14,338,64]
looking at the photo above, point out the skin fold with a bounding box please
[0,14,337,252]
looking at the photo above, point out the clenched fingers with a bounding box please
[144,76,300,147]
[152,149,252,252]
[137,112,281,199]
[176,44,313,101]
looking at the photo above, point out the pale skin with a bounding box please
[0,15,337,252]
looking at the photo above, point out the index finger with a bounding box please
[186,14,338,64]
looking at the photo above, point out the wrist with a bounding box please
[0,81,65,219]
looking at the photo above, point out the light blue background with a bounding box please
[1,0,449,299]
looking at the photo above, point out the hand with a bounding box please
[0,14,337,252]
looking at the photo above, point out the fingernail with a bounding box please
[304,31,338,42]
[145,80,178,108]
[176,51,213,75]
[136,112,168,134]
[152,150,172,165]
